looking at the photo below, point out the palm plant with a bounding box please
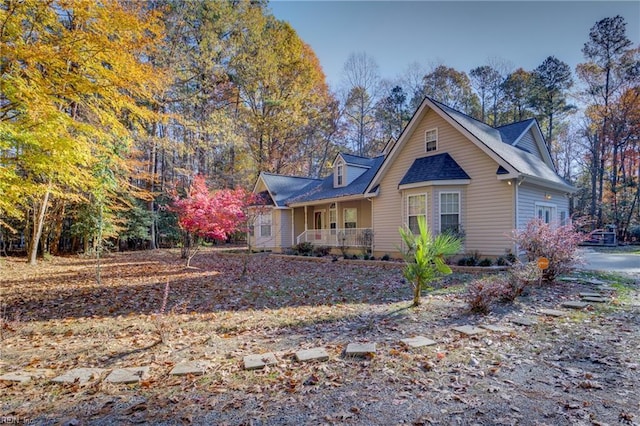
[399,216,462,306]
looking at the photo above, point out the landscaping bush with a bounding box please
[381,254,391,261]
[479,258,493,267]
[293,241,314,256]
[500,261,540,301]
[313,246,331,257]
[464,276,508,313]
[511,218,590,282]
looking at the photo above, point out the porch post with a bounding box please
[291,208,295,247]
[304,205,308,232]
[335,201,340,247]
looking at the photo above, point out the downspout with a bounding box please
[304,205,308,234]
[514,177,520,256]
[367,197,374,254]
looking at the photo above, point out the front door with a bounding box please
[314,211,324,240]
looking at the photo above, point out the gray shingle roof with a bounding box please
[497,119,536,145]
[429,98,574,191]
[259,173,321,207]
[340,153,374,167]
[399,153,470,186]
[285,155,384,205]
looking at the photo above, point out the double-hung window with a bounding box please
[425,128,437,152]
[407,194,427,234]
[337,164,344,186]
[440,192,460,234]
[258,212,272,237]
[344,208,357,229]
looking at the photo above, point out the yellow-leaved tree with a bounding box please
[0,0,167,264]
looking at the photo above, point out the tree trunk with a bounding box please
[28,186,51,265]
[412,279,422,307]
[49,201,66,255]
[148,122,158,250]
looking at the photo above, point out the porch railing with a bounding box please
[296,228,373,248]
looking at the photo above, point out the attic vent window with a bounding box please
[425,128,438,152]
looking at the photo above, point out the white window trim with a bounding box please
[329,205,337,234]
[406,193,427,234]
[336,162,344,187]
[425,128,438,152]
[439,191,461,233]
[259,211,272,237]
[343,207,357,228]
[534,202,557,224]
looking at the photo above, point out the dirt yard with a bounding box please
[1,249,638,425]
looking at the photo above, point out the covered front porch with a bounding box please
[296,228,373,248]
[291,198,373,251]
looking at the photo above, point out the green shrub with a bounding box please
[479,258,493,267]
[313,246,331,257]
[293,241,314,256]
[381,254,391,261]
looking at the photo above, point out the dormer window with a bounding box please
[337,164,344,186]
[426,128,438,152]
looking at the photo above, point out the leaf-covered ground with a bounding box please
[1,249,638,425]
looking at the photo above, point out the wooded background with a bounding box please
[1,0,638,263]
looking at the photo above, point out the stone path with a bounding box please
[1,286,616,388]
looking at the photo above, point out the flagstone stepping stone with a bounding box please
[579,292,602,298]
[452,325,485,336]
[400,336,437,348]
[561,301,589,309]
[559,276,579,282]
[0,369,52,383]
[52,368,106,385]
[511,317,537,326]
[582,296,608,303]
[345,343,376,357]
[295,347,329,362]
[584,278,606,285]
[539,309,567,317]
[479,324,513,333]
[105,366,150,384]
[243,353,277,370]
[170,360,212,376]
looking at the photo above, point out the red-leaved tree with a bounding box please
[171,176,258,267]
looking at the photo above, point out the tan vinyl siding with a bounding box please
[373,108,515,257]
[279,209,293,248]
[515,130,544,160]
[293,207,306,243]
[253,208,277,250]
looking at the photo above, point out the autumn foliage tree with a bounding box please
[0,0,166,264]
[170,176,256,267]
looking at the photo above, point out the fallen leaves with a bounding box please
[1,250,638,425]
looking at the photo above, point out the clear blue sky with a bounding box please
[269,1,640,90]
